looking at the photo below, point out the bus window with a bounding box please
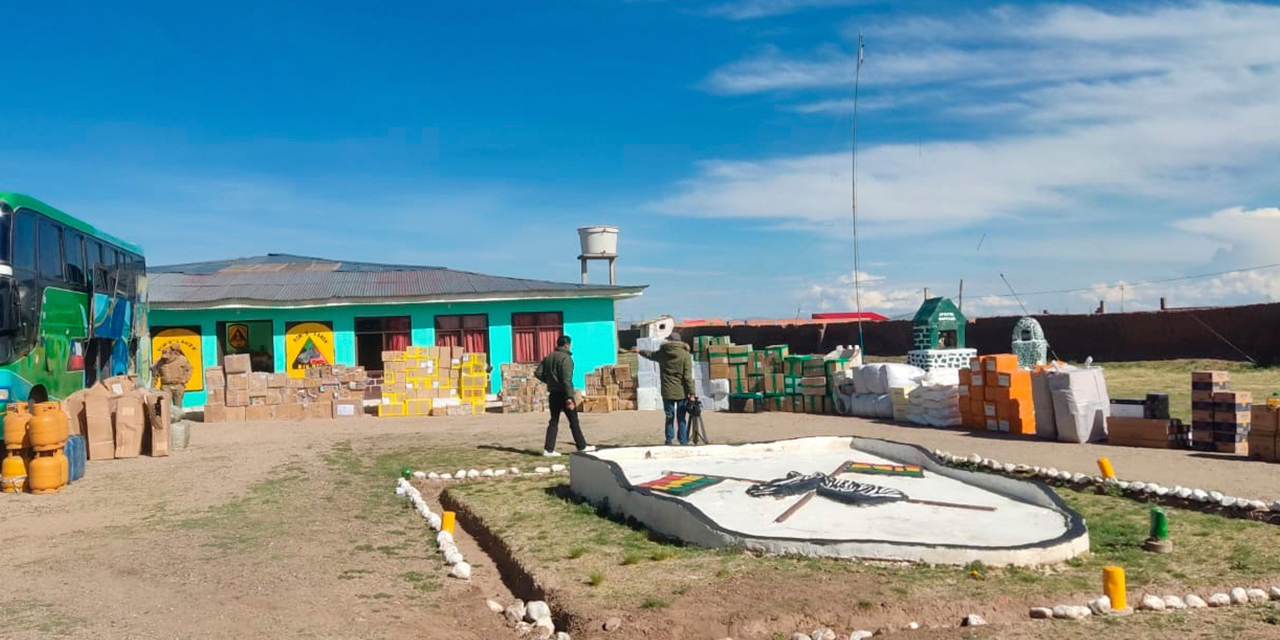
[87,239,105,292]
[37,219,64,281]
[12,211,35,272]
[66,232,86,285]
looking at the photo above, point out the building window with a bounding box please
[512,312,563,364]
[435,314,489,354]
[355,316,411,370]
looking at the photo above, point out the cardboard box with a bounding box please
[264,389,282,405]
[114,394,145,459]
[224,353,251,375]
[306,401,333,420]
[248,373,269,393]
[984,354,1019,373]
[204,403,227,423]
[63,389,88,437]
[206,368,225,389]
[85,391,116,460]
[275,403,305,421]
[97,374,136,397]
[269,373,288,388]
[225,389,249,408]
[1107,417,1178,449]
[246,404,274,421]
[1191,370,1230,383]
[333,400,362,419]
[145,390,171,457]
[222,405,246,422]
[287,377,305,389]
[227,374,248,391]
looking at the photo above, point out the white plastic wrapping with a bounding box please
[1047,367,1111,443]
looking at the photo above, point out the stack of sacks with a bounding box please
[906,368,963,427]
[852,363,924,396]
[831,363,921,419]
[635,337,663,410]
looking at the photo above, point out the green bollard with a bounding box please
[401,466,412,479]
[1144,506,1173,553]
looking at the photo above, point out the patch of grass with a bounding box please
[857,600,874,611]
[589,570,606,587]
[354,544,375,552]
[1261,605,1280,626]
[640,596,669,609]
[567,546,589,559]
[1101,360,1280,424]
[339,568,374,580]
[0,599,87,636]
[650,547,679,562]
[621,552,644,566]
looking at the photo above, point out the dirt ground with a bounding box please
[4,409,1280,639]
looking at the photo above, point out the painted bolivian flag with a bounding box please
[844,462,924,478]
[636,473,723,497]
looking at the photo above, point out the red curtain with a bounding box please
[388,332,410,351]
[514,329,536,363]
[463,329,488,354]
[536,327,560,360]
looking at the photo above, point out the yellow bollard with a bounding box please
[1097,457,1116,480]
[1103,566,1126,610]
[442,510,456,535]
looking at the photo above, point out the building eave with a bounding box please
[148,286,647,311]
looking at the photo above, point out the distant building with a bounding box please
[147,254,645,408]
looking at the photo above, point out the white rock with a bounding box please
[533,619,556,640]
[413,471,427,479]
[428,514,442,530]
[1163,595,1186,610]
[1247,588,1269,603]
[495,469,508,477]
[427,472,440,480]
[506,600,527,624]
[455,470,467,479]
[1139,595,1166,612]
[551,463,567,473]
[510,467,521,475]
[1003,463,1016,473]
[487,599,505,613]
[961,614,987,627]
[1045,467,1059,478]
[1118,481,1131,490]
[811,629,835,640]
[445,551,464,566]
[467,469,481,479]
[515,622,534,636]
[1222,496,1237,508]
[1015,464,1030,473]
[1089,596,1112,615]
[1079,606,1093,618]
[905,622,920,630]
[1193,489,1209,502]
[1131,481,1147,492]
[482,469,495,477]
[1052,605,1085,620]
[449,562,472,580]
[1230,588,1249,605]
[849,632,873,640]
[1156,487,1170,497]
[1031,466,1042,474]
[534,466,551,474]
[969,453,983,464]
[1185,594,1207,609]
[1251,500,1268,511]
[555,633,571,640]
[1208,593,1231,607]
[1072,473,1088,484]
[525,601,553,623]
[394,486,406,496]
[437,531,454,546]
[1270,587,1280,600]
[1029,607,1053,619]
[1146,483,1161,493]
[1176,487,1192,499]
[1210,490,1224,501]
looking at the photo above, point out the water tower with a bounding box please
[578,226,619,285]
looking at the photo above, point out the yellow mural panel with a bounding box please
[151,327,204,391]
[285,322,335,378]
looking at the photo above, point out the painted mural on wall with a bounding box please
[151,327,204,391]
[285,321,335,378]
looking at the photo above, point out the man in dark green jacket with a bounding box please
[638,333,696,445]
[535,335,594,457]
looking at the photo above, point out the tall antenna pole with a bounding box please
[851,31,866,356]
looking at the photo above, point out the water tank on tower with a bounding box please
[577,226,619,285]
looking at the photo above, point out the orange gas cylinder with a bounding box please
[28,453,63,494]
[2,452,28,493]
[54,449,69,484]
[29,402,67,452]
[3,404,30,451]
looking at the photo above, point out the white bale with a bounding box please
[1047,367,1111,443]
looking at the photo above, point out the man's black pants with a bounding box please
[545,393,587,452]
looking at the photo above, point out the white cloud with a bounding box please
[706,0,876,20]
[1174,206,1280,267]
[658,2,1280,233]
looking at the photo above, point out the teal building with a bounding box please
[147,254,645,408]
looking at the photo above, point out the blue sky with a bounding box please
[6,0,1280,324]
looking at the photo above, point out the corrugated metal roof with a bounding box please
[148,254,645,308]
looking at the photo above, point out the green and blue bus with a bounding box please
[0,193,146,408]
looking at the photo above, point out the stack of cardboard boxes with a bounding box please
[378,346,488,418]
[1249,401,1280,462]
[64,375,171,460]
[581,364,637,413]
[703,341,836,414]
[499,363,548,413]
[1190,370,1250,454]
[959,354,1035,434]
[204,354,367,422]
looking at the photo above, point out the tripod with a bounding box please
[688,398,709,445]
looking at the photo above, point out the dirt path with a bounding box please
[3,410,1280,639]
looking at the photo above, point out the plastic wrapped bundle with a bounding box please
[850,363,926,395]
[906,369,962,427]
[1047,367,1110,443]
[637,387,663,411]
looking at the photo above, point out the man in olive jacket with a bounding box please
[535,335,594,457]
[638,333,696,445]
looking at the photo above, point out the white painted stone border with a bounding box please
[395,477,471,580]
[928,449,1280,519]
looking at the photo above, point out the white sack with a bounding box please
[1048,367,1111,443]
